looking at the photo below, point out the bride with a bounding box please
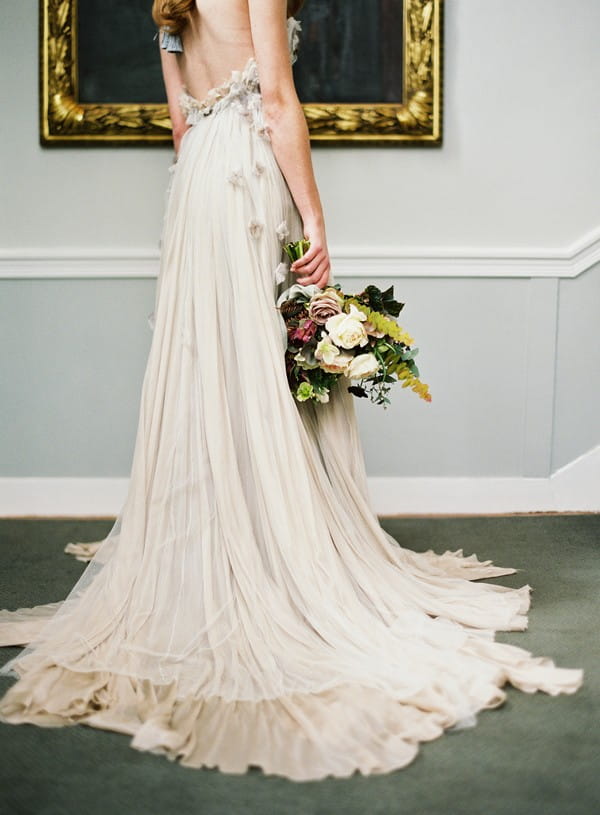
[0,0,583,781]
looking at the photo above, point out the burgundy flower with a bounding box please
[291,319,318,344]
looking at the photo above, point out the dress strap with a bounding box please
[159,27,183,53]
[287,17,302,65]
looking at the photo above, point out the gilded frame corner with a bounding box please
[40,0,443,146]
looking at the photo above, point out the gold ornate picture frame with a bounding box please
[40,0,443,146]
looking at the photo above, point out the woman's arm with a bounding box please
[158,43,191,156]
[248,0,331,287]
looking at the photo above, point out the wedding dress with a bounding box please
[0,17,583,781]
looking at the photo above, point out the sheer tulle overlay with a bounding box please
[0,19,583,781]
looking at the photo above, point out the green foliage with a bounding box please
[358,284,404,317]
[344,299,415,346]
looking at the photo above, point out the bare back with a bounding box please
[179,0,255,101]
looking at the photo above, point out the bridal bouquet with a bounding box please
[277,240,431,408]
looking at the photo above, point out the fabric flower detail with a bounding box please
[228,71,243,95]
[248,218,263,239]
[227,169,244,187]
[253,161,265,176]
[276,220,290,242]
[274,262,288,284]
[256,122,271,141]
[236,104,254,123]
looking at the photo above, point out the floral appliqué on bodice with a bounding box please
[176,17,302,137]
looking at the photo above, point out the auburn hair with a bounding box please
[152,1,194,35]
[152,1,306,35]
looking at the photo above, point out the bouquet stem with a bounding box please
[283,239,311,264]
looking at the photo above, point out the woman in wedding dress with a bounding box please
[0,0,583,781]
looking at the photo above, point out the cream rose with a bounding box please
[325,304,369,349]
[345,352,380,380]
[307,288,344,325]
[315,334,353,373]
[321,353,353,374]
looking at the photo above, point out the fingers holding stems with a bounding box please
[290,231,331,288]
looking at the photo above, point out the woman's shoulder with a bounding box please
[157,11,301,59]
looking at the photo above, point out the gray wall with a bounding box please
[553,265,600,471]
[1,1,599,479]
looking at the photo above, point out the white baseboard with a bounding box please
[0,446,597,517]
[0,478,130,519]
[550,444,600,513]
[372,445,599,514]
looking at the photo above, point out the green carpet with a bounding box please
[0,516,598,815]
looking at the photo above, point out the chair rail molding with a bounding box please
[1,226,599,279]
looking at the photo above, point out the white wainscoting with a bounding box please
[1,232,598,515]
[0,444,598,517]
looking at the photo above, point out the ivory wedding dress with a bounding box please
[0,17,583,781]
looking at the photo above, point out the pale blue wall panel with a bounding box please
[552,262,600,470]
[0,279,154,476]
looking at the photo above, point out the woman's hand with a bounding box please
[291,219,331,288]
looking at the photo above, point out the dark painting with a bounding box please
[78,0,166,104]
[293,0,404,103]
[77,0,404,106]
